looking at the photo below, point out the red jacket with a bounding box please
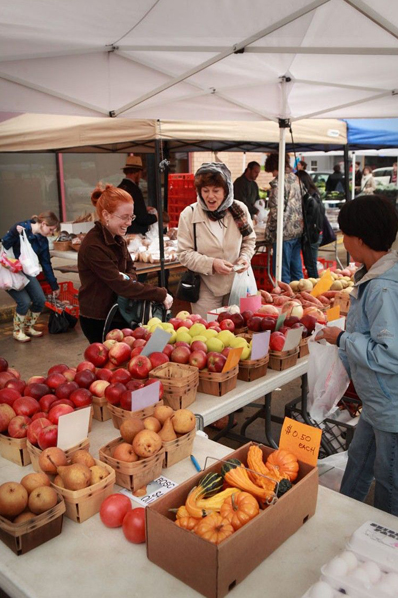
[78,221,167,319]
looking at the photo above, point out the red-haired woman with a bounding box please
[78,184,172,343]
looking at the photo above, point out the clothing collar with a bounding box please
[95,220,124,247]
[352,250,398,298]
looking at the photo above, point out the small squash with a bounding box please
[175,516,201,531]
[194,513,234,544]
[220,491,259,530]
[266,449,299,482]
[185,472,223,518]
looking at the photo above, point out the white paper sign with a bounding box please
[251,330,270,360]
[119,476,177,506]
[327,316,346,330]
[57,407,91,450]
[130,381,160,411]
[141,328,171,357]
[282,327,303,351]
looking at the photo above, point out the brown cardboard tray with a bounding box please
[149,363,199,410]
[0,434,31,466]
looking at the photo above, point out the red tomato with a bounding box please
[100,494,132,528]
[122,508,146,543]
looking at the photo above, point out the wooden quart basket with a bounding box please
[149,363,199,410]
[163,429,196,468]
[99,437,165,492]
[197,365,239,397]
[299,336,309,358]
[27,438,90,473]
[53,241,71,251]
[268,348,299,371]
[0,496,65,555]
[238,354,269,382]
[333,291,350,316]
[0,434,31,467]
[51,459,115,523]
[107,400,163,430]
[92,395,111,422]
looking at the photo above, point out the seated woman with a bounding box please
[177,162,256,318]
[78,184,172,343]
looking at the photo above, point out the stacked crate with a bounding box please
[251,251,274,291]
[167,174,197,227]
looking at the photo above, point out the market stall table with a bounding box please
[0,419,397,598]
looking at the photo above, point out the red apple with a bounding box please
[6,367,20,380]
[48,404,75,425]
[39,394,59,413]
[0,388,21,407]
[260,317,276,332]
[219,319,235,332]
[46,372,67,390]
[284,316,300,328]
[207,322,221,332]
[122,328,134,337]
[196,318,209,328]
[188,350,207,369]
[109,342,132,366]
[27,417,52,445]
[269,331,286,352]
[149,352,169,369]
[27,375,46,385]
[37,425,58,450]
[222,347,232,358]
[130,347,143,358]
[69,388,92,409]
[110,369,131,385]
[190,340,208,353]
[89,380,110,398]
[170,346,191,365]
[231,312,245,327]
[162,344,174,358]
[8,415,31,438]
[189,314,202,322]
[132,326,149,339]
[300,314,317,333]
[119,390,133,411]
[31,411,48,421]
[144,378,164,399]
[0,404,16,433]
[13,397,41,417]
[76,361,96,373]
[5,379,26,394]
[279,326,290,336]
[182,319,193,329]
[106,329,124,342]
[47,364,69,376]
[125,380,145,392]
[247,316,262,332]
[132,339,147,349]
[103,339,117,350]
[74,369,96,389]
[241,310,254,323]
[174,341,191,350]
[63,368,77,381]
[122,336,135,348]
[168,318,183,330]
[0,358,8,372]
[55,381,79,400]
[50,398,75,409]
[207,352,227,373]
[24,382,50,400]
[217,311,231,323]
[128,355,152,380]
[104,383,127,405]
[0,372,16,389]
[84,343,109,367]
[96,369,113,382]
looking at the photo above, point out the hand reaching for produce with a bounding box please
[213,258,233,275]
[163,293,173,310]
[315,326,343,345]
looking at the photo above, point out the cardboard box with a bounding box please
[146,442,318,598]
[60,221,94,234]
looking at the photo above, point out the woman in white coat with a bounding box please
[177,162,256,318]
[360,166,377,195]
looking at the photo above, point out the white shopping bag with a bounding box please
[19,229,41,277]
[228,267,257,306]
[307,324,350,423]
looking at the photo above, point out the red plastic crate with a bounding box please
[168,173,197,201]
[318,258,337,271]
[43,281,79,317]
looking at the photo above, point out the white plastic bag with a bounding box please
[307,324,350,423]
[19,229,41,277]
[0,266,29,290]
[228,266,257,306]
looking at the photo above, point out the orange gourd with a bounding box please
[175,516,201,531]
[194,513,234,544]
[220,491,259,530]
[266,449,299,482]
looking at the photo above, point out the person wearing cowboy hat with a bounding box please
[118,156,157,235]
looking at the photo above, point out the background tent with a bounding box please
[346,119,398,149]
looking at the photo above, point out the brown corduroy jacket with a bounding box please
[78,221,167,319]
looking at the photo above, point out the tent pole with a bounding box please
[344,144,351,266]
[275,121,288,283]
[351,150,356,200]
[154,139,166,288]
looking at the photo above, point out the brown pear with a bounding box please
[14,511,36,524]
[172,409,196,434]
[153,405,174,425]
[158,417,177,442]
[120,416,145,443]
[57,463,91,491]
[71,450,96,468]
[21,472,51,495]
[53,475,65,488]
[39,447,67,475]
[143,416,161,433]
[90,465,109,485]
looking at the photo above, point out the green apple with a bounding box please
[216,330,235,347]
[189,323,207,337]
[176,330,192,344]
[176,311,191,320]
[177,326,190,335]
[240,345,251,360]
[191,335,207,343]
[161,322,174,331]
[147,317,162,327]
[230,337,249,349]
[149,323,164,333]
[168,330,177,344]
[206,338,224,353]
[202,329,218,340]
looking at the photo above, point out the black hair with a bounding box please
[264,153,290,173]
[338,195,398,251]
[246,161,260,170]
[333,164,341,173]
[296,170,318,196]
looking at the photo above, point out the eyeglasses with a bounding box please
[113,214,136,223]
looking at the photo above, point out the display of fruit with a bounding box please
[47,449,110,489]
[0,470,60,522]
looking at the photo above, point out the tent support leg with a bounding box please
[154,139,166,288]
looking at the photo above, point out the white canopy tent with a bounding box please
[1,0,398,280]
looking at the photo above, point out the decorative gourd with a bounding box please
[172,505,190,519]
[247,445,278,492]
[220,458,242,477]
[175,516,201,531]
[220,491,259,530]
[196,487,241,511]
[266,449,299,482]
[223,464,275,503]
[185,472,223,518]
[194,513,234,544]
[276,478,292,497]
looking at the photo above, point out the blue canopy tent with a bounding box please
[346,120,398,149]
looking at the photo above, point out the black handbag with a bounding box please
[320,215,337,247]
[176,218,201,303]
[48,310,71,334]
[117,296,169,327]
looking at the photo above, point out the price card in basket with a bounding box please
[222,347,243,373]
[57,407,91,450]
[251,330,270,360]
[279,417,322,467]
[141,328,171,357]
[119,476,178,507]
[131,381,161,411]
[282,327,302,351]
[240,294,261,313]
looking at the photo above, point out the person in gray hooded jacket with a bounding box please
[316,195,398,516]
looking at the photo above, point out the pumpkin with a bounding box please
[220,491,259,530]
[266,449,299,482]
[175,516,201,531]
[194,513,234,544]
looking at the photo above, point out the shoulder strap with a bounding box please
[190,205,197,251]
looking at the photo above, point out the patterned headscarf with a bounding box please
[195,162,253,237]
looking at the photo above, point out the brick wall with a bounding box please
[191,152,273,191]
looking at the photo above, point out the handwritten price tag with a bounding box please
[119,476,177,506]
[222,347,243,373]
[279,417,322,467]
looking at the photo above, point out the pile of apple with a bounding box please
[112,407,196,464]
[0,472,59,523]
[259,314,318,352]
[38,448,110,490]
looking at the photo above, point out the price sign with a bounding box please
[120,476,177,506]
[222,347,243,373]
[279,417,322,466]
[326,305,340,322]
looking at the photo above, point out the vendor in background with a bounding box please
[2,212,60,343]
[118,156,157,235]
[360,166,377,195]
[264,152,304,283]
[325,164,345,194]
[177,162,256,318]
[315,195,398,516]
[78,184,172,343]
[233,161,261,218]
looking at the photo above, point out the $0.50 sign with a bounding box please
[279,417,322,466]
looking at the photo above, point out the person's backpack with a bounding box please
[302,191,325,244]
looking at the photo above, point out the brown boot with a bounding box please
[13,313,31,343]
[25,310,44,337]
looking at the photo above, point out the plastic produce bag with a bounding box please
[0,265,29,290]
[19,229,41,277]
[307,325,350,422]
[228,267,257,306]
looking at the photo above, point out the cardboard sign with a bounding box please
[141,328,171,357]
[251,330,270,360]
[326,305,340,322]
[275,312,286,331]
[131,381,161,411]
[279,417,322,466]
[120,476,177,506]
[57,407,91,450]
[282,327,302,351]
[222,347,243,373]
[326,316,346,330]
[311,269,334,297]
[240,294,261,313]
